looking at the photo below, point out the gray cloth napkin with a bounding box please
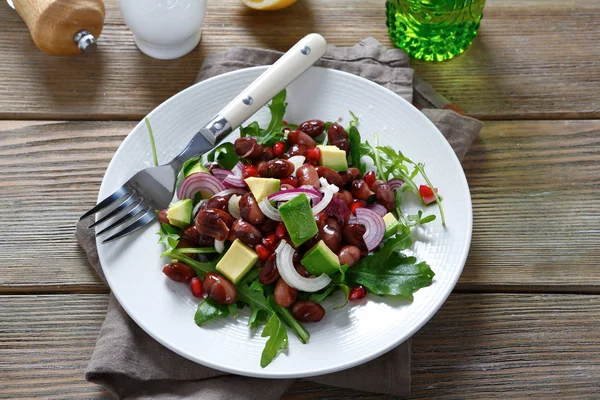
[77,37,482,400]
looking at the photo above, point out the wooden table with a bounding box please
[1,0,599,398]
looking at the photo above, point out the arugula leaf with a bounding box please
[207,143,239,170]
[160,247,217,258]
[309,283,350,310]
[269,297,310,344]
[260,311,288,368]
[161,251,217,277]
[157,223,180,253]
[348,126,362,170]
[228,303,239,317]
[240,121,260,138]
[194,298,230,326]
[246,280,269,329]
[237,280,271,313]
[406,210,436,226]
[348,110,359,128]
[333,284,350,310]
[240,90,288,146]
[145,118,159,167]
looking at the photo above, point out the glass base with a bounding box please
[134,30,202,60]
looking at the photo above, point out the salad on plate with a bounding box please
[154,90,444,367]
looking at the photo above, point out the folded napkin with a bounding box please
[77,37,482,400]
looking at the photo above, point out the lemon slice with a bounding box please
[240,0,297,10]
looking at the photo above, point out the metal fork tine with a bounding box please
[102,208,156,243]
[89,194,135,228]
[96,201,145,236]
[80,185,130,220]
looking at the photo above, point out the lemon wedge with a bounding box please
[240,0,297,10]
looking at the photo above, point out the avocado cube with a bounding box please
[383,212,400,238]
[317,145,348,172]
[183,160,208,178]
[166,199,193,228]
[278,193,318,247]
[301,240,341,276]
[245,177,281,202]
[216,239,258,284]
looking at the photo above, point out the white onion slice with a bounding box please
[192,200,206,219]
[228,194,241,219]
[288,156,306,177]
[214,239,225,254]
[275,240,331,292]
[258,198,283,221]
[312,178,339,214]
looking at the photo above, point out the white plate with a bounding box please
[97,66,472,378]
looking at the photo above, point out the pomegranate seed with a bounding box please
[305,147,320,163]
[350,199,366,215]
[190,277,205,298]
[273,141,286,157]
[364,171,376,188]
[275,223,287,240]
[282,120,288,125]
[280,177,298,188]
[256,244,272,261]
[262,233,278,250]
[242,164,258,179]
[348,285,367,301]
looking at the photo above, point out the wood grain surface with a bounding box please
[1,119,598,293]
[0,0,599,120]
[1,293,599,399]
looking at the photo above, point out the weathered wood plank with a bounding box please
[1,294,599,399]
[1,120,598,293]
[0,0,598,120]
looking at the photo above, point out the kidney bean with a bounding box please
[293,250,303,265]
[257,217,279,234]
[234,137,263,159]
[295,264,311,277]
[162,262,196,283]
[239,193,265,225]
[283,144,307,158]
[351,180,374,200]
[327,123,350,155]
[259,254,279,285]
[321,217,342,253]
[298,119,325,137]
[316,166,344,187]
[158,209,170,225]
[258,159,295,179]
[292,301,325,322]
[374,182,396,211]
[296,163,320,188]
[342,223,368,252]
[287,129,317,148]
[337,245,361,267]
[261,146,275,161]
[202,272,236,304]
[182,225,215,247]
[274,278,298,307]
[334,190,353,206]
[194,208,235,241]
[233,219,263,247]
[206,195,232,212]
[339,167,362,186]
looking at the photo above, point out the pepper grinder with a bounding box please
[8,0,105,56]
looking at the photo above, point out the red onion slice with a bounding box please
[366,203,387,217]
[312,178,339,214]
[355,207,386,251]
[388,178,404,191]
[268,187,322,202]
[178,172,225,200]
[211,168,232,182]
[324,197,350,225]
[232,162,244,177]
[213,188,248,197]
[223,174,247,189]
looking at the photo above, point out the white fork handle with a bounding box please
[219,33,327,129]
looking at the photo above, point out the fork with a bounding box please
[81,33,328,243]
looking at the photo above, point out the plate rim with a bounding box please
[97,65,473,378]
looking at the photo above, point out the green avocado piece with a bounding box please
[183,160,208,178]
[216,239,258,284]
[317,145,348,172]
[383,212,400,238]
[278,193,318,247]
[301,240,341,276]
[167,199,193,228]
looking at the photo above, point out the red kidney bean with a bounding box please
[206,195,232,212]
[258,254,279,285]
[351,180,374,200]
[298,119,325,137]
[234,137,263,159]
[337,245,361,267]
[261,146,275,161]
[287,129,317,148]
[158,209,170,225]
[296,163,320,188]
[339,167,362,186]
[233,219,263,247]
[202,272,237,304]
[342,223,368,252]
[162,262,196,283]
[327,123,350,154]
[374,182,396,212]
[257,217,279,234]
[274,278,298,307]
[283,144,307,158]
[292,250,302,265]
[239,193,265,225]
[194,208,235,241]
[321,217,342,253]
[292,301,325,322]
[316,166,344,187]
[295,264,311,277]
[182,225,215,247]
[258,159,295,179]
[334,190,353,206]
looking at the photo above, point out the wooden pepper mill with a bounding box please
[9,0,105,56]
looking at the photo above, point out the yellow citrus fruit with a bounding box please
[240,0,298,11]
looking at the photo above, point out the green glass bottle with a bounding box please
[386,0,486,62]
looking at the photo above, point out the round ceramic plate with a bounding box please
[96,66,472,378]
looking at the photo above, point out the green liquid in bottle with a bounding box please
[386,0,486,62]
